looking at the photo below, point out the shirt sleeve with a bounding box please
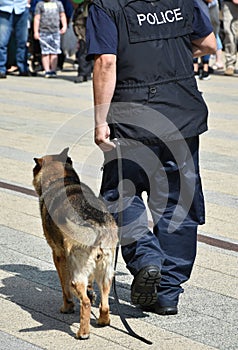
[34,2,42,15]
[58,1,65,13]
[191,0,213,40]
[86,4,118,60]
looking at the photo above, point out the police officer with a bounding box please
[86,0,216,315]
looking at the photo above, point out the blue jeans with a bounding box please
[0,9,28,74]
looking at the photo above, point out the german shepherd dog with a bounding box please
[33,148,118,339]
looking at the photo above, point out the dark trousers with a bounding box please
[100,136,205,306]
[76,39,92,78]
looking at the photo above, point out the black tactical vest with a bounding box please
[93,0,209,141]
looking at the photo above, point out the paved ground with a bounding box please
[0,64,237,350]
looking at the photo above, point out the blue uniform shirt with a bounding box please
[86,0,213,59]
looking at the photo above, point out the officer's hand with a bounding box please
[94,123,116,152]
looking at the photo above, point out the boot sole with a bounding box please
[131,266,161,307]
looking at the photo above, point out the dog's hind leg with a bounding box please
[97,279,112,326]
[71,281,91,340]
[53,251,75,314]
[87,273,96,305]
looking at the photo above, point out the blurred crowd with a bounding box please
[194,0,238,80]
[0,0,92,81]
[0,0,237,80]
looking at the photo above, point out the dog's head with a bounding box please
[33,147,73,196]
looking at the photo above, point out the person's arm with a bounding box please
[60,11,67,34]
[191,0,217,57]
[34,13,40,40]
[93,54,117,152]
[86,4,118,151]
[192,31,217,57]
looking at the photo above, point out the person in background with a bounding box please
[193,54,211,79]
[193,0,213,80]
[29,0,42,73]
[222,0,238,76]
[6,34,19,74]
[209,0,224,71]
[86,0,216,316]
[0,0,31,78]
[212,33,224,71]
[34,0,67,78]
[72,0,92,83]
[58,0,74,70]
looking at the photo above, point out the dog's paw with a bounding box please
[97,317,110,327]
[60,302,75,314]
[75,332,90,340]
[97,307,110,326]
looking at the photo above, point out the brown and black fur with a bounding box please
[33,148,118,339]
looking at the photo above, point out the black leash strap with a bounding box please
[112,247,152,345]
[112,139,152,345]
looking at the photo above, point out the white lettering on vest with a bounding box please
[137,8,184,26]
[165,10,174,22]
[147,13,156,25]
[160,11,166,24]
[174,8,183,21]
[137,14,146,26]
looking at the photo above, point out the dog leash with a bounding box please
[112,138,152,345]
[112,250,152,345]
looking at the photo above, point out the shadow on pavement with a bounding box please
[0,264,148,339]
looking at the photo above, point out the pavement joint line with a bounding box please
[0,180,37,197]
[196,233,238,253]
[1,179,238,254]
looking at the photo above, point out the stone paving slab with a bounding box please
[0,67,237,349]
[0,331,43,350]
[1,210,237,349]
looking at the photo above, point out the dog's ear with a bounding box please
[60,148,69,158]
[59,147,72,165]
[34,157,43,167]
[33,157,44,177]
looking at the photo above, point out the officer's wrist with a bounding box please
[95,121,108,128]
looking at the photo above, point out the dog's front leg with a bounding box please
[72,281,91,340]
[97,280,112,326]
